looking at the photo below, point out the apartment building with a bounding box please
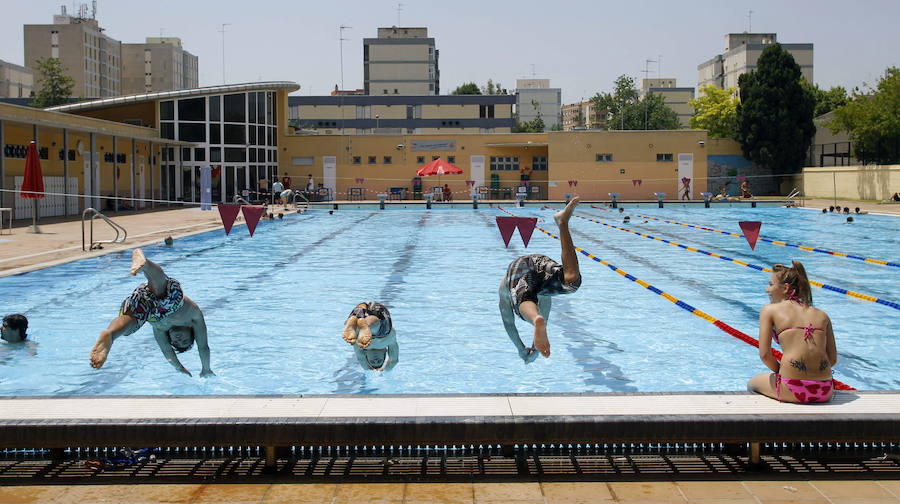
[121,37,199,95]
[364,27,439,96]
[0,60,34,98]
[698,33,813,91]
[640,78,694,128]
[561,100,606,131]
[515,79,561,129]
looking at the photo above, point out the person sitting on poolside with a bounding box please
[892,192,900,202]
[748,261,837,403]
[89,249,213,377]
[1,314,28,343]
[740,180,753,198]
[854,207,868,215]
[842,207,850,215]
[341,302,399,371]
[443,184,453,202]
[499,197,582,363]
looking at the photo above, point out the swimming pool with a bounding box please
[1,205,897,395]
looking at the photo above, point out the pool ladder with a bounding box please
[293,191,310,212]
[82,208,128,251]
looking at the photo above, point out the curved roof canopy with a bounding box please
[45,81,300,113]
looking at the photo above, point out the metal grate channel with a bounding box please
[0,442,897,483]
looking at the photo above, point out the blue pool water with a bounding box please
[1,205,898,396]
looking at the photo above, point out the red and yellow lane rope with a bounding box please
[590,206,899,269]
[497,206,855,391]
[576,214,900,311]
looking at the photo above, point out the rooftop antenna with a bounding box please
[657,54,662,77]
[339,25,351,90]
[91,0,96,19]
[396,3,403,26]
[641,58,657,80]
[530,64,536,78]
[747,10,753,32]
[219,23,231,84]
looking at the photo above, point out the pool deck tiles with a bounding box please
[2,480,900,503]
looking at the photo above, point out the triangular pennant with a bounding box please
[738,221,762,250]
[632,179,638,186]
[495,216,518,247]
[516,217,538,247]
[217,204,241,235]
[637,179,642,186]
[241,205,265,237]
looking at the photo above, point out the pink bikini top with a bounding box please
[771,292,823,345]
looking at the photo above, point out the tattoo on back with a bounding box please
[789,359,807,372]
[819,359,829,371]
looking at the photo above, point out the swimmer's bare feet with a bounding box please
[90,331,112,369]
[532,316,550,357]
[554,196,580,226]
[357,319,373,348]
[130,248,147,276]
[342,317,359,345]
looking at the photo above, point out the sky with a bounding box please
[2,0,898,103]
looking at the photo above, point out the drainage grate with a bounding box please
[0,443,897,483]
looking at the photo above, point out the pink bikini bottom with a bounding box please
[775,374,834,403]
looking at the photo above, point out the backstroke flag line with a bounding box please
[217,204,241,235]
[739,221,762,250]
[241,206,265,237]
[516,217,538,247]
[496,216,518,247]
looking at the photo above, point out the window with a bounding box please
[208,96,220,121]
[224,124,245,145]
[177,98,205,121]
[292,156,314,166]
[182,148,191,161]
[160,122,174,139]
[490,156,519,171]
[249,149,257,162]
[356,105,371,119]
[210,147,221,162]
[248,126,256,145]
[160,100,174,120]
[352,156,361,164]
[416,156,425,164]
[383,89,388,94]
[223,93,246,122]
[479,104,495,118]
[394,89,398,94]
[209,124,221,144]
[532,156,548,171]
[383,156,392,164]
[248,93,257,123]
[225,148,246,162]
[406,105,421,119]
[447,156,456,164]
[368,156,377,164]
[656,153,673,162]
[178,123,206,142]
[596,153,613,162]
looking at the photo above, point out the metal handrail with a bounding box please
[82,208,128,251]
[233,195,251,205]
[293,191,310,211]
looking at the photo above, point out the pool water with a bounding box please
[1,205,898,395]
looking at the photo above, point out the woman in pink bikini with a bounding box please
[748,261,838,403]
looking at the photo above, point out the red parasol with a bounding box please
[416,158,463,192]
[21,141,45,233]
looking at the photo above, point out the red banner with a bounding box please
[738,221,762,250]
[217,204,241,235]
[516,217,538,247]
[241,205,266,237]
[495,216,519,247]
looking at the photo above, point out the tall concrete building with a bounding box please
[640,78,694,128]
[24,5,122,98]
[0,60,34,98]
[516,79,561,129]
[121,37,199,95]
[364,27,439,95]
[561,100,606,131]
[698,33,813,92]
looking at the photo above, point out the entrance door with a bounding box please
[470,155,485,197]
[677,153,694,199]
[323,156,336,195]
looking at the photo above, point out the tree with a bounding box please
[736,43,816,173]
[481,79,508,95]
[826,67,900,165]
[450,82,481,95]
[591,75,680,130]
[689,85,739,139]
[32,57,75,108]
[801,80,848,117]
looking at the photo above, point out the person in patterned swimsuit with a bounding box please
[499,197,582,363]
[89,249,213,377]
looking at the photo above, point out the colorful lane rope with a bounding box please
[576,213,900,311]
[590,206,900,269]
[498,206,855,391]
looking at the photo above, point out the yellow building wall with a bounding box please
[422,104,480,119]
[546,130,709,200]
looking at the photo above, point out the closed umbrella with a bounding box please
[416,158,463,194]
[20,141,44,233]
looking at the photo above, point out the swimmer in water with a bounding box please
[89,248,213,377]
[499,197,582,362]
[341,302,399,371]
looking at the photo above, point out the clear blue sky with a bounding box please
[2,0,898,103]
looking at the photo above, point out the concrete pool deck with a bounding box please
[1,198,896,277]
[3,480,900,503]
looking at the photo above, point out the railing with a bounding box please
[293,191,310,212]
[81,208,128,251]
[233,195,251,205]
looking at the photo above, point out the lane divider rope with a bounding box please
[498,206,855,391]
[576,213,900,311]
[591,206,899,269]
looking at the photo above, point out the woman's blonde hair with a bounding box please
[773,260,813,305]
